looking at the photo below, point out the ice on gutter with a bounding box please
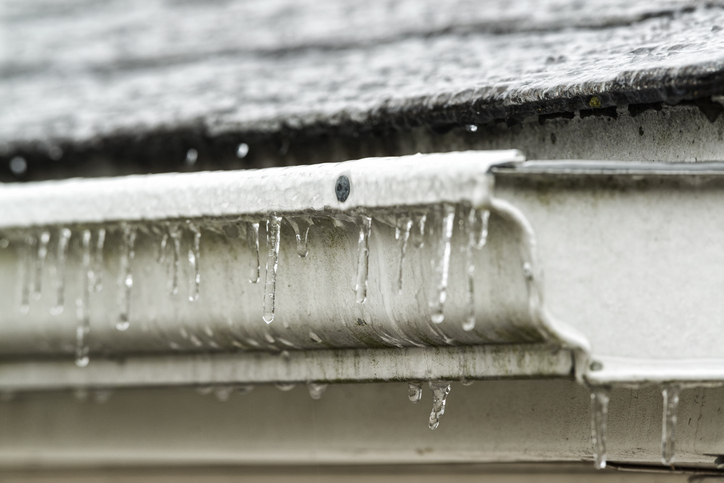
[4,151,724,467]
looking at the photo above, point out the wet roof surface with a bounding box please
[2,0,724,171]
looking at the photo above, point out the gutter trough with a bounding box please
[3,150,724,468]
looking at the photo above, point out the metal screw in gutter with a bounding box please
[335,175,350,202]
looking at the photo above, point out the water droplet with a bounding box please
[169,223,181,295]
[48,145,63,161]
[288,217,311,258]
[9,156,27,175]
[461,378,474,386]
[93,389,112,404]
[408,382,423,403]
[465,124,478,132]
[187,221,201,302]
[395,215,412,293]
[308,382,328,400]
[410,213,427,248]
[263,215,282,324]
[355,215,372,304]
[429,204,455,323]
[236,143,249,159]
[19,235,36,314]
[215,386,233,402]
[247,222,260,283]
[73,388,89,402]
[51,228,71,315]
[196,386,213,396]
[75,229,92,367]
[309,330,323,344]
[0,238,9,249]
[591,387,610,470]
[32,230,50,299]
[275,382,296,391]
[522,262,534,280]
[661,384,681,466]
[92,228,106,292]
[236,385,254,394]
[116,224,136,331]
[428,380,451,430]
[185,148,198,166]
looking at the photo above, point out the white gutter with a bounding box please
[4,151,724,468]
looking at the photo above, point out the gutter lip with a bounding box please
[491,160,724,176]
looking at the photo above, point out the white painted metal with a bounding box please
[2,151,724,470]
[0,382,722,470]
[0,150,521,228]
[0,345,572,391]
[0,150,556,363]
[495,161,724,387]
[2,152,724,390]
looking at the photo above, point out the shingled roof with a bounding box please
[2,0,724,177]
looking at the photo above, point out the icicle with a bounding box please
[410,213,427,248]
[247,222,260,283]
[275,382,296,391]
[236,385,254,394]
[309,330,323,344]
[308,382,328,400]
[262,215,282,323]
[75,229,92,367]
[168,223,181,295]
[157,231,168,264]
[461,207,491,331]
[355,215,372,304]
[117,224,136,331]
[463,209,476,331]
[428,380,451,430]
[51,228,71,315]
[591,387,610,470]
[214,386,233,402]
[469,208,490,249]
[73,388,89,402]
[288,217,311,258]
[32,230,50,299]
[196,386,213,396]
[661,384,681,466]
[91,228,105,292]
[429,204,455,323]
[19,235,35,314]
[408,382,423,403]
[395,215,412,293]
[187,221,201,302]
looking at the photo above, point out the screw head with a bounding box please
[335,175,350,202]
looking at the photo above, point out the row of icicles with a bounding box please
[6,205,699,458]
[200,379,455,431]
[0,379,455,433]
[12,203,493,368]
[590,384,684,469]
